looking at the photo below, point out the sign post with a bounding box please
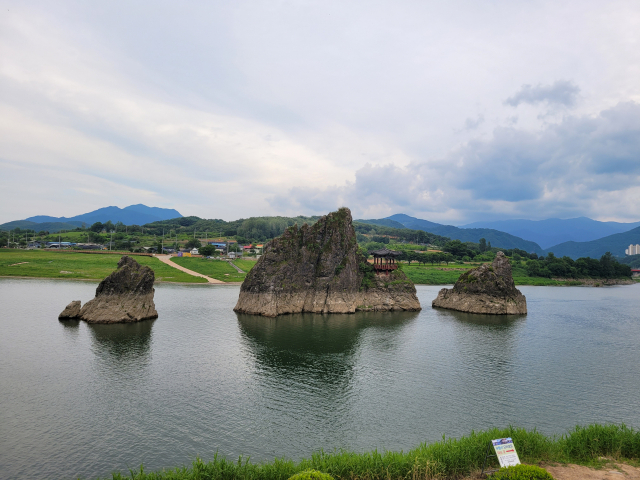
[481,437,521,477]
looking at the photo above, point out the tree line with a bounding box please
[525,252,631,279]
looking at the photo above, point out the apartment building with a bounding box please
[625,244,640,255]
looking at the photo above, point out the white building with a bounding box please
[625,244,640,255]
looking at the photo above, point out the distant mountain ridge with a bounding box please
[462,217,640,249]
[544,226,640,259]
[0,220,84,233]
[359,214,544,254]
[0,204,182,232]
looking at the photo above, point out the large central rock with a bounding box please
[75,256,158,323]
[432,252,527,314]
[234,208,421,317]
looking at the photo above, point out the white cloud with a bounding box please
[1,1,640,224]
[271,102,640,223]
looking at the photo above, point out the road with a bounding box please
[154,255,225,284]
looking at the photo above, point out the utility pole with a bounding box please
[162,228,165,254]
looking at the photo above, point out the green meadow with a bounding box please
[401,265,463,284]
[233,258,258,273]
[171,257,247,282]
[0,249,206,283]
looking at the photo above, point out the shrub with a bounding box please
[288,469,333,480]
[491,464,553,480]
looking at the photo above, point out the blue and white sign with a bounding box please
[491,438,521,468]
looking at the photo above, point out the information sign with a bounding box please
[491,438,521,468]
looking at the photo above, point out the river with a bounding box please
[1,279,639,479]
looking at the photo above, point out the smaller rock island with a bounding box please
[58,255,158,323]
[432,251,527,315]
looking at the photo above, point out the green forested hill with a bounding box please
[545,226,640,259]
[384,214,545,254]
[0,220,84,233]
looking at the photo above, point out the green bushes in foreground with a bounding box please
[491,465,553,480]
[106,424,640,480]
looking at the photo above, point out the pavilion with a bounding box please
[370,248,402,273]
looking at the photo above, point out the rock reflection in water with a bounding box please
[88,320,154,368]
[431,307,527,428]
[236,311,419,452]
[237,311,419,375]
[237,311,418,400]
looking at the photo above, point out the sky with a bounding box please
[1,0,640,225]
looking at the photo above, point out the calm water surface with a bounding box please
[1,279,639,479]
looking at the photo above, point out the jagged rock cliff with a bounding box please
[432,252,527,314]
[234,208,421,317]
[62,256,158,324]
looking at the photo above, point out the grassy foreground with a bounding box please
[104,424,640,479]
[0,250,206,283]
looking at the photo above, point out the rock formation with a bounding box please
[61,256,158,324]
[234,208,421,317]
[58,300,82,320]
[432,251,527,314]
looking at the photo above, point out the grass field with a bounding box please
[0,249,206,283]
[233,259,257,272]
[402,265,463,284]
[105,423,640,480]
[171,257,247,282]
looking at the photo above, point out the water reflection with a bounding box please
[236,311,420,450]
[433,308,526,419]
[237,311,417,386]
[435,309,526,327]
[88,320,154,367]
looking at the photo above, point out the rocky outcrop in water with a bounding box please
[62,256,158,324]
[432,251,527,314]
[234,208,421,317]
[58,300,82,320]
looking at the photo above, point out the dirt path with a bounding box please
[154,255,225,284]
[461,463,640,479]
[227,260,244,273]
[544,463,640,480]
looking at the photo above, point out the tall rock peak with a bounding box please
[234,208,421,317]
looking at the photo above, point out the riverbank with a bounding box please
[400,264,634,286]
[1,250,635,286]
[103,424,639,480]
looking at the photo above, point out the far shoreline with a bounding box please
[0,275,634,287]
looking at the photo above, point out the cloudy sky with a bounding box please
[1,0,640,224]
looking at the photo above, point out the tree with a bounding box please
[199,245,216,256]
[479,238,487,252]
[441,253,454,265]
[90,222,104,233]
[599,252,615,278]
[443,240,471,258]
[185,238,202,250]
[526,259,542,277]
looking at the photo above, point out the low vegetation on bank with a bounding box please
[0,249,632,286]
[104,423,640,480]
[0,250,206,283]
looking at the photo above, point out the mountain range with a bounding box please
[361,214,545,254]
[3,205,640,260]
[358,214,640,260]
[0,205,182,232]
[461,217,640,250]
